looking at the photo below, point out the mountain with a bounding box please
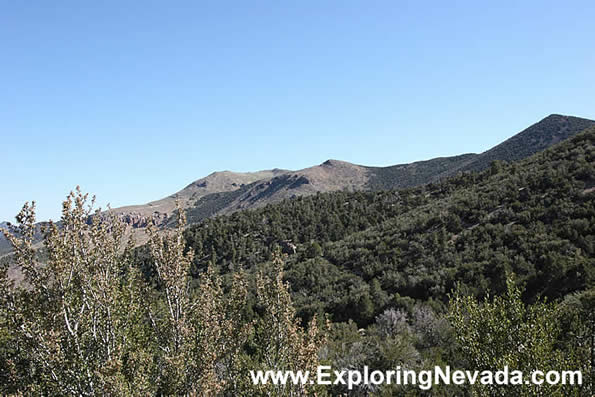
[2,114,593,256]
[366,114,595,188]
[107,169,286,227]
[0,221,47,258]
[453,114,595,173]
[174,124,595,327]
[184,159,370,221]
[178,114,594,222]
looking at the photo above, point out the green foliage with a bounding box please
[169,127,593,395]
[1,191,326,395]
[2,125,594,395]
[247,254,328,396]
[448,275,587,396]
[365,153,477,191]
[172,127,595,329]
[459,114,595,173]
[0,190,151,395]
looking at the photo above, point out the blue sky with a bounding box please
[2,0,594,221]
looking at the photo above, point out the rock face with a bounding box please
[117,211,168,228]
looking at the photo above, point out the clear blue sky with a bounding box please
[2,0,594,221]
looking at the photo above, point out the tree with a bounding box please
[305,241,323,258]
[250,253,328,396]
[1,188,152,395]
[448,275,582,396]
[147,207,251,395]
[1,191,330,395]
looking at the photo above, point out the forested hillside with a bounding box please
[174,126,594,325]
[457,114,595,173]
[2,114,592,258]
[141,126,595,394]
[140,124,595,396]
[2,127,593,395]
[365,114,594,190]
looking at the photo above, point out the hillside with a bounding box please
[107,169,287,227]
[364,153,477,190]
[454,114,595,173]
[367,114,595,188]
[123,123,595,395]
[170,125,595,326]
[2,114,593,255]
[6,122,595,395]
[179,114,595,223]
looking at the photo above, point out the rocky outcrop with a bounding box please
[118,211,168,228]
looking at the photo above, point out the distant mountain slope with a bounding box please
[183,160,369,222]
[0,221,47,258]
[2,113,593,255]
[176,125,595,327]
[220,160,369,209]
[181,114,593,222]
[364,153,477,191]
[107,169,287,227]
[366,114,595,189]
[0,170,287,254]
[451,114,595,174]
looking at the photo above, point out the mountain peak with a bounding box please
[454,113,595,174]
[322,159,355,167]
[544,113,567,119]
[100,114,594,237]
[540,113,593,124]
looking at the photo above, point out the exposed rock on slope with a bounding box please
[108,169,287,226]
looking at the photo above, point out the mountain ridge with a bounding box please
[181,113,594,222]
[1,113,593,254]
